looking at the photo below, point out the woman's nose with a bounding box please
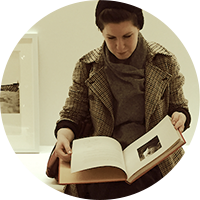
[116,39,125,51]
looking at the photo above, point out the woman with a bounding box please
[54,0,191,199]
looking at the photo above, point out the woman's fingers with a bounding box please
[55,140,72,162]
[178,125,185,133]
[171,112,186,133]
[58,152,71,162]
[54,128,75,162]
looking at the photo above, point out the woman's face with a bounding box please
[102,20,139,60]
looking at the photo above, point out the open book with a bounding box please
[59,115,186,184]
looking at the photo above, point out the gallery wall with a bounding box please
[2,1,199,146]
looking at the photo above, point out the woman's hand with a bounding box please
[55,128,74,162]
[171,112,186,133]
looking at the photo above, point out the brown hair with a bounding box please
[96,8,140,31]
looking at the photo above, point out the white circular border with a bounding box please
[0,1,199,200]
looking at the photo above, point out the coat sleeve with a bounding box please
[54,60,91,138]
[167,55,191,130]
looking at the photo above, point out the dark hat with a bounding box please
[95,0,144,30]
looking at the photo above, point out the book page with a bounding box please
[123,115,183,180]
[71,136,126,174]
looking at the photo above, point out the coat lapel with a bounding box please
[85,66,114,121]
[145,61,172,131]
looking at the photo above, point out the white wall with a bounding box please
[5,0,200,145]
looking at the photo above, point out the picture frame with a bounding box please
[0,33,40,153]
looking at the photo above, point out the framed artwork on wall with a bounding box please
[0,33,40,153]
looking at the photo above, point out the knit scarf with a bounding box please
[103,32,148,149]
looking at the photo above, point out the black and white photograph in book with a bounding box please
[137,136,162,161]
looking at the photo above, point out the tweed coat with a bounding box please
[58,39,189,196]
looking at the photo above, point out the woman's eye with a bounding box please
[108,37,115,40]
[124,35,132,38]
